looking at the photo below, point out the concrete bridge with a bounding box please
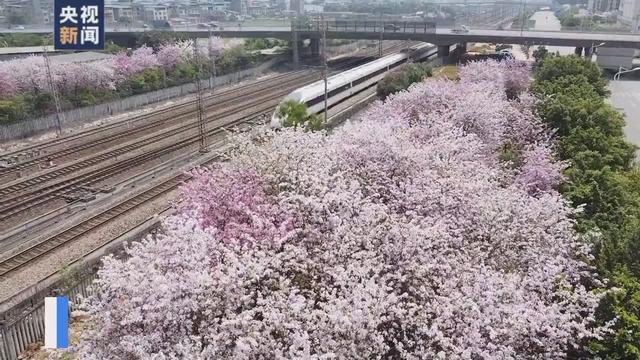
[13,21,640,49]
[100,26,640,48]
[11,21,640,65]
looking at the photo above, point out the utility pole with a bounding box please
[520,0,526,36]
[193,39,208,153]
[42,43,63,137]
[208,29,213,89]
[322,19,328,124]
[379,10,383,58]
[208,28,217,91]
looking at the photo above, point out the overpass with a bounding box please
[10,22,640,49]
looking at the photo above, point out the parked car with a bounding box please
[384,24,401,31]
[12,25,25,30]
[451,25,470,33]
[497,49,514,59]
[495,43,512,51]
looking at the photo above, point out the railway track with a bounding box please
[0,42,415,223]
[0,174,186,276]
[0,96,288,222]
[0,72,321,199]
[0,42,407,172]
[0,72,313,177]
[0,115,262,277]
[0,41,417,278]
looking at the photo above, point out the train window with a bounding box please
[353,66,389,86]
[328,83,351,98]
[389,59,407,70]
[306,95,325,108]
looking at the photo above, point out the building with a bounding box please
[105,3,134,24]
[290,0,302,14]
[230,0,247,14]
[0,0,52,26]
[304,3,323,13]
[588,0,621,12]
[619,0,640,30]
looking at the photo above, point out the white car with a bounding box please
[451,25,470,33]
[13,25,25,30]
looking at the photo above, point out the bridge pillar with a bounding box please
[574,47,583,56]
[437,45,450,58]
[310,38,320,57]
[584,47,593,57]
[292,30,300,68]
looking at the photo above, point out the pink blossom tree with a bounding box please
[79,60,605,359]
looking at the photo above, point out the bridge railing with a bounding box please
[294,20,437,34]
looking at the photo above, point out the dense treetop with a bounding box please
[78,60,607,359]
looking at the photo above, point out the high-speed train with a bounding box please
[271,42,438,127]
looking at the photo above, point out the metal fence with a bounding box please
[0,57,285,142]
[295,20,437,34]
[0,275,95,360]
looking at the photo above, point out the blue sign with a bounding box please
[54,0,104,50]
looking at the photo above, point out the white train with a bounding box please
[271,42,437,128]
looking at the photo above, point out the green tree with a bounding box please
[534,55,609,96]
[532,46,549,64]
[0,96,29,124]
[532,55,640,359]
[104,40,125,54]
[377,63,432,99]
[277,100,324,131]
[215,45,257,74]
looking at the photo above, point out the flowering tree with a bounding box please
[208,36,225,57]
[112,45,160,78]
[80,60,605,359]
[0,68,17,97]
[0,39,219,99]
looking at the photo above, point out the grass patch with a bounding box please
[432,66,459,81]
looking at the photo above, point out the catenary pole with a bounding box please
[193,39,208,153]
[42,42,63,137]
[323,19,328,124]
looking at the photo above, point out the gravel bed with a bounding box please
[0,185,179,303]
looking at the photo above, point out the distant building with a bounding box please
[304,4,322,13]
[0,0,52,25]
[137,4,169,21]
[290,0,302,14]
[619,0,640,30]
[588,0,621,12]
[105,3,134,24]
[230,0,247,14]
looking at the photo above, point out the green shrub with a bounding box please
[534,55,609,96]
[377,63,432,99]
[532,55,640,358]
[278,100,324,131]
[0,96,29,124]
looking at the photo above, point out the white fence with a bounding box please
[0,57,286,142]
[0,209,166,360]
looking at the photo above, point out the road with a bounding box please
[4,23,640,48]
[527,11,575,55]
[608,78,640,148]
